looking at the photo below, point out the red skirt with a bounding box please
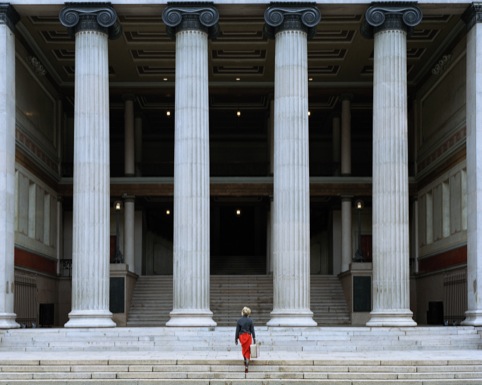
[239,333,252,360]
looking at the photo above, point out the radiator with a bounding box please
[14,274,38,327]
[443,270,467,325]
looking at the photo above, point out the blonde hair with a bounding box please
[241,307,251,316]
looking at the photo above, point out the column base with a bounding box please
[64,310,116,328]
[461,310,482,326]
[366,310,417,327]
[267,310,317,327]
[0,313,20,329]
[166,309,217,327]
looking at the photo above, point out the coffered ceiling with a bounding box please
[13,3,468,137]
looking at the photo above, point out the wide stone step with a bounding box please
[1,326,480,352]
[0,358,482,384]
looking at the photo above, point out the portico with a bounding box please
[0,1,479,329]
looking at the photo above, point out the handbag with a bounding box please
[250,343,259,358]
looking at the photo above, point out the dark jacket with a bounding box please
[235,315,255,342]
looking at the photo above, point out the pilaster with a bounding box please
[462,3,482,326]
[0,3,20,329]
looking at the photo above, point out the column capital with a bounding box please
[122,94,135,102]
[59,3,121,39]
[361,2,422,38]
[462,3,482,31]
[340,93,353,102]
[264,3,320,39]
[162,2,219,38]
[0,4,20,32]
[122,193,135,202]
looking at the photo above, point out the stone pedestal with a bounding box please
[110,264,137,327]
[0,5,20,329]
[60,5,121,328]
[264,4,320,327]
[362,4,421,327]
[162,5,219,327]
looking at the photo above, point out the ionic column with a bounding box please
[60,4,121,328]
[362,3,421,326]
[135,116,143,176]
[162,4,218,327]
[340,95,353,272]
[0,4,19,329]
[462,3,482,326]
[124,95,135,177]
[341,95,352,176]
[123,195,135,272]
[332,116,341,176]
[123,96,136,272]
[341,196,352,272]
[264,4,320,327]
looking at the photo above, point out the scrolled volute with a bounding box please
[0,3,20,31]
[264,4,321,39]
[59,5,121,39]
[462,3,482,32]
[361,3,422,38]
[162,4,219,38]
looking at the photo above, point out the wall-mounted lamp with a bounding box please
[354,199,364,262]
[113,200,124,263]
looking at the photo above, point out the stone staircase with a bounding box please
[1,326,481,353]
[127,275,350,327]
[1,356,482,384]
[0,326,481,383]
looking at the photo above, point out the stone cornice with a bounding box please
[162,2,219,38]
[462,3,482,31]
[264,2,320,39]
[361,2,422,38]
[0,3,20,32]
[59,3,121,39]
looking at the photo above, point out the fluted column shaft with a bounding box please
[363,4,421,326]
[332,116,341,175]
[124,97,135,176]
[341,96,352,175]
[135,117,143,176]
[340,96,352,273]
[462,3,482,326]
[265,4,320,326]
[341,197,352,272]
[124,196,135,272]
[0,4,19,329]
[123,97,136,273]
[60,5,121,328]
[163,5,218,327]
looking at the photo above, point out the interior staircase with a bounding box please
[126,275,350,327]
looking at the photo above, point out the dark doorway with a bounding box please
[211,200,267,274]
